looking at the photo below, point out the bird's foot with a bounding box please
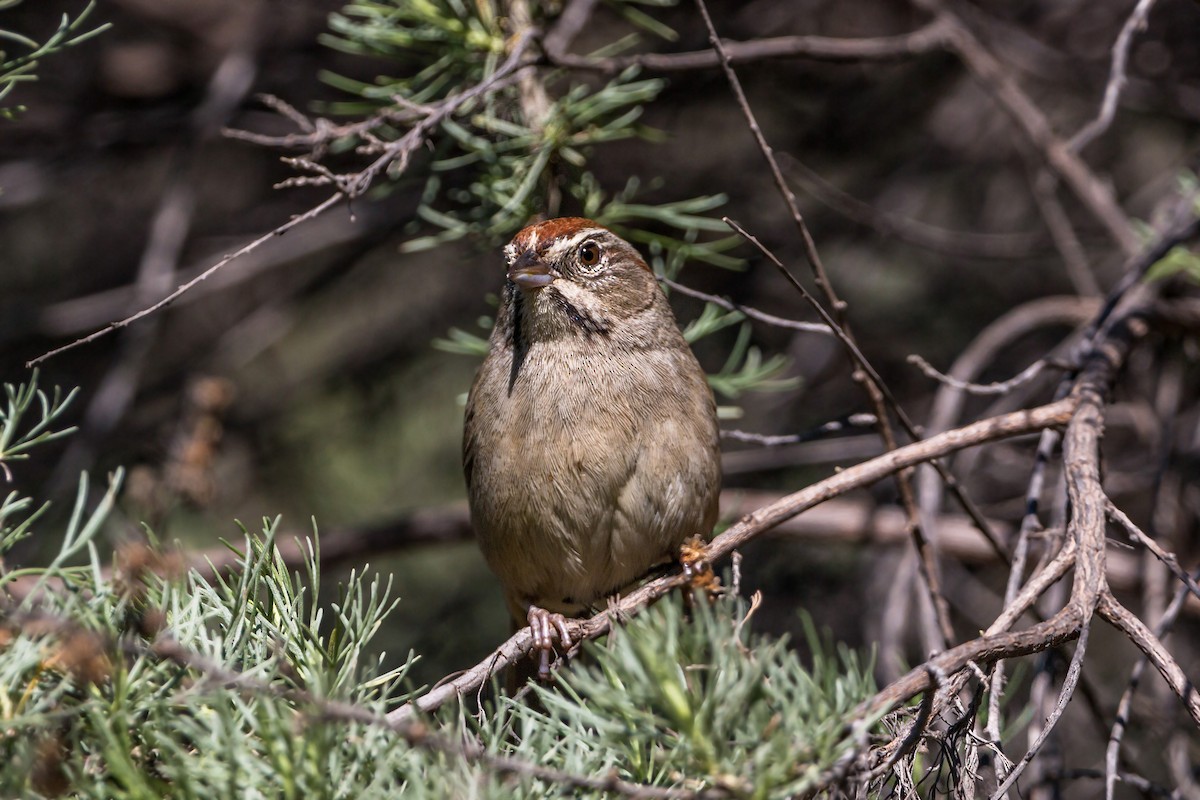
[679,536,719,594]
[527,606,573,681]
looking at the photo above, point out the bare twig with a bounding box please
[989,625,1091,799]
[989,195,1200,616]
[721,219,910,433]
[911,0,1138,255]
[28,31,539,366]
[544,19,951,73]
[721,414,878,446]
[661,277,832,335]
[1105,500,1200,604]
[1069,0,1161,152]
[389,396,1076,722]
[1104,570,1200,800]
[697,14,1013,588]
[908,353,1061,396]
[1096,591,1200,726]
[874,664,946,777]
[918,296,1098,444]
[726,216,1009,564]
[27,193,344,367]
[915,296,1098,616]
[35,200,391,338]
[970,193,1199,794]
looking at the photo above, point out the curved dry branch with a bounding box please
[1097,591,1200,726]
[1069,0,1161,152]
[388,397,1076,723]
[545,19,950,73]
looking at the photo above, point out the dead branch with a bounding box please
[1105,499,1200,603]
[695,0,966,651]
[388,397,1075,723]
[908,353,1061,396]
[1096,590,1200,726]
[27,30,539,367]
[544,19,951,73]
[911,0,1138,255]
[660,277,832,335]
[1104,568,1200,800]
[1069,0,1161,152]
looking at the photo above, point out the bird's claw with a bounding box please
[527,606,572,680]
[680,535,719,593]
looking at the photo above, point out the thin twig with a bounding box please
[874,664,946,777]
[915,296,1098,628]
[544,20,951,73]
[911,0,1138,255]
[389,396,1077,722]
[1104,570,1200,800]
[27,193,344,367]
[1105,500,1200,604]
[989,624,1091,799]
[692,0,1010,583]
[725,217,1010,564]
[1097,590,1200,726]
[697,0,1034,652]
[28,31,539,367]
[1069,0,1161,152]
[908,353,1061,396]
[721,414,878,446]
[986,192,1200,765]
[723,219,908,417]
[990,193,1200,757]
[661,277,832,334]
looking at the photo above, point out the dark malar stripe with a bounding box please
[548,287,611,336]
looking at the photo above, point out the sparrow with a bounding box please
[463,217,721,678]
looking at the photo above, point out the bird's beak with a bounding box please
[507,250,555,290]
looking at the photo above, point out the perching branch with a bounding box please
[389,395,1076,723]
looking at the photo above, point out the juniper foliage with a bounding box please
[0,374,877,798]
[316,0,795,404]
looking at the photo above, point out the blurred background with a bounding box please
[1,0,1199,713]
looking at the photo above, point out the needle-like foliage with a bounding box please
[0,377,878,798]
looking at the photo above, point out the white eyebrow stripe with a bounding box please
[549,228,607,258]
[505,225,608,265]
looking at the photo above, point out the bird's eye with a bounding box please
[578,241,602,268]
